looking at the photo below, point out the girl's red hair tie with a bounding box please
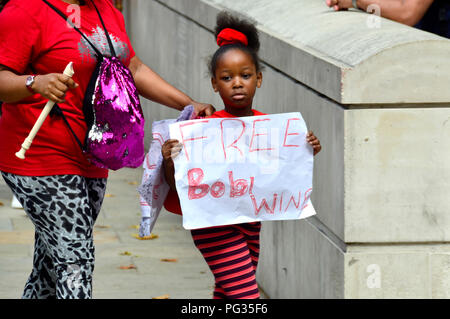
[216,28,248,47]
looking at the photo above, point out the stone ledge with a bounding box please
[159,0,450,104]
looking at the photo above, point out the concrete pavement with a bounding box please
[0,167,214,299]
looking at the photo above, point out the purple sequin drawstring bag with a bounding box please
[86,56,145,170]
[44,0,145,171]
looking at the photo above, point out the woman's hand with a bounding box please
[0,67,78,104]
[32,73,78,103]
[306,131,322,156]
[191,101,215,118]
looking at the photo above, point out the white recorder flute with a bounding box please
[15,62,75,160]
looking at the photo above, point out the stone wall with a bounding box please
[123,0,450,298]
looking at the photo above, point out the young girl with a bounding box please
[162,12,322,299]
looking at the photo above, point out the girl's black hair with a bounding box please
[209,11,262,77]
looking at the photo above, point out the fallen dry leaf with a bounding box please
[132,233,159,240]
[119,264,137,270]
[95,225,111,229]
[104,194,115,198]
[130,225,139,229]
[120,251,132,256]
[152,295,170,299]
[128,181,138,185]
[0,201,4,206]
[160,258,178,263]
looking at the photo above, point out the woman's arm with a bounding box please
[129,56,215,116]
[0,66,33,103]
[0,65,78,103]
[325,0,435,26]
[129,56,190,111]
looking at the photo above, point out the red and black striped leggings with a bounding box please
[191,222,261,299]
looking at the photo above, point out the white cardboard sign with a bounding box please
[169,112,315,229]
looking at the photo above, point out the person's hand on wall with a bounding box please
[325,0,436,28]
[325,0,354,11]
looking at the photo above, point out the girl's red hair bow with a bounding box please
[216,28,248,47]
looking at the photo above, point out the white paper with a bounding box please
[169,112,315,229]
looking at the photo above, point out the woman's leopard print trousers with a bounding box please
[1,172,107,299]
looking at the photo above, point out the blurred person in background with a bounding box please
[325,0,449,39]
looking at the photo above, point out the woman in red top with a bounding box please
[162,12,322,299]
[0,0,214,299]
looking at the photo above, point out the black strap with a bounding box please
[41,0,120,153]
[89,0,116,57]
[42,0,116,58]
[51,104,85,151]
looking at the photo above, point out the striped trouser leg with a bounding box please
[191,222,261,299]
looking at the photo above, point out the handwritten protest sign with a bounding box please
[169,112,315,230]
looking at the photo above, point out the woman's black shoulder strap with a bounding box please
[42,0,103,59]
[89,0,116,57]
[50,104,85,151]
[42,0,117,58]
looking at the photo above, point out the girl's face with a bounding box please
[212,49,262,116]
